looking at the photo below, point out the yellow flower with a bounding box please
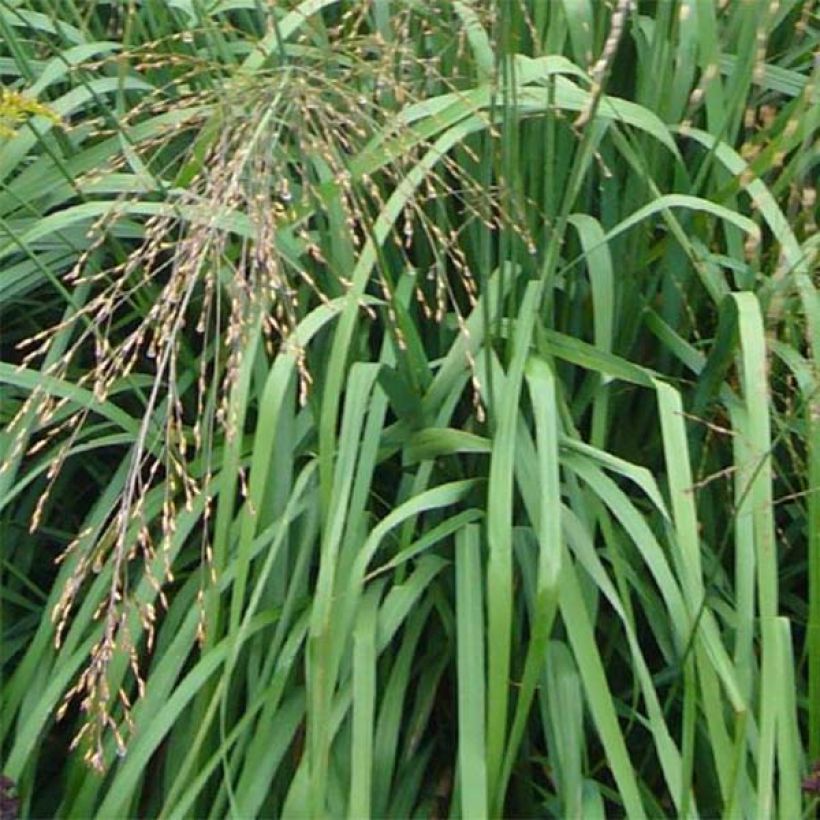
[0,87,60,138]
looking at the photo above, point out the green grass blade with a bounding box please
[456,524,488,820]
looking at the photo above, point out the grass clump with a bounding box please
[0,1,817,817]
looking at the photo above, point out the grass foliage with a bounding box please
[0,0,818,816]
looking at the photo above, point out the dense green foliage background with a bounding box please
[1,0,818,817]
